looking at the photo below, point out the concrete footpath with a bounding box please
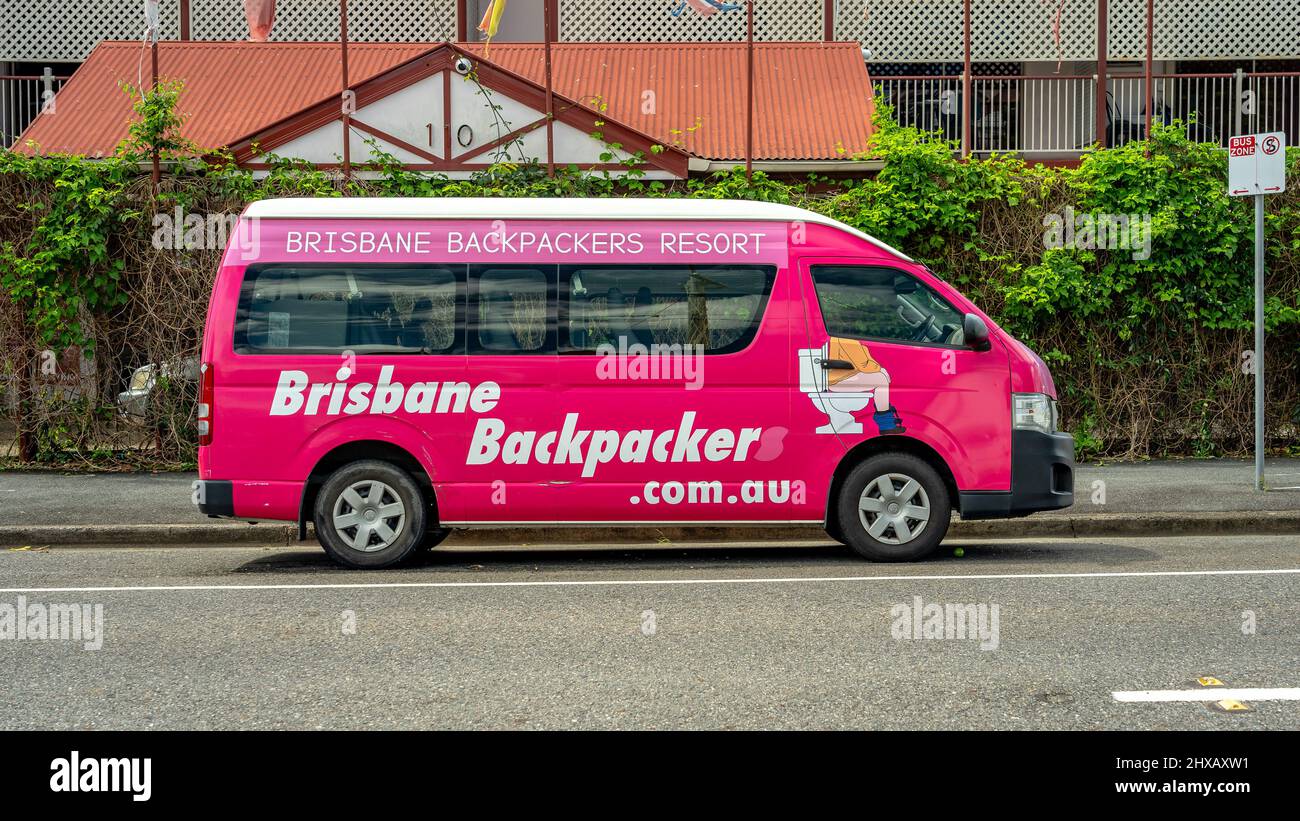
[1,458,1299,547]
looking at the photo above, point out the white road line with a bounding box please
[1113,688,1300,703]
[0,566,1298,595]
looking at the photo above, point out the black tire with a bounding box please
[314,460,427,569]
[420,527,452,551]
[824,515,846,545]
[836,453,950,562]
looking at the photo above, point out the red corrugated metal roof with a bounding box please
[16,41,430,156]
[468,42,876,161]
[19,40,875,162]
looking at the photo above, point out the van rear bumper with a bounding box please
[194,479,235,517]
[959,430,1074,519]
[193,479,300,521]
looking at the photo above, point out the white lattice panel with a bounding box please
[1,0,179,62]
[193,0,455,42]
[974,0,1101,61]
[835,0,962,61]
[837,0,1096,62]
[0,1,453,62]
[1149,0,1300,61]
[835,0,1300,62]
[559,0,823,42]
[1106,0,1147,59]
[4,0,1300,64]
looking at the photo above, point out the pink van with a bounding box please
[196,198,1072,568]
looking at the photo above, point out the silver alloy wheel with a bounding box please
[331,480,406,552]
[857,472,931,545]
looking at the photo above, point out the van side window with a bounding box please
[810,265,965,346]
[469,266,556,354]
[561,265,775,354]
[235,265,461,354]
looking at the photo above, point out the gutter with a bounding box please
[688,157,884,174]
[6,510,1299,548]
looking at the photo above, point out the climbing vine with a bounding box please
[1,86,1298,465]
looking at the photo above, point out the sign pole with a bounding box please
[1254,192,1265,491]
[1229,130,1284,491]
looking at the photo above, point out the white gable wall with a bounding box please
[248,66,678,177]
[355,73,446,158]
[515,119,639,167]
[262,126,342,164]
[448,76,547,160]
[261,122,428,167]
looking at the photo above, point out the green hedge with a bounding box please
[1,92,1297,465]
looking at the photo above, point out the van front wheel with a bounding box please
[314,460,427,569]
[837,453,950,562]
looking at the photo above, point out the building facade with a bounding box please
[5,0,1300,155]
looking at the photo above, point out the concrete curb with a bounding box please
[3,510,1299,548]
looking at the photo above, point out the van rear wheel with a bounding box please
[314,460,426,569]
[837,453,950,562]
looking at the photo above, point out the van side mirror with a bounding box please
[963,313,991,351]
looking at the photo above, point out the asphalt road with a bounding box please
[1,534,1297,730]
[3,458,1299,527]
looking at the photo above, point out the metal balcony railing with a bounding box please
[2,71,68,149]
[874,72,1300,156]
[7,68,1299,158]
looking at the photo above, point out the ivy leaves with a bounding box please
[0,152,134,352]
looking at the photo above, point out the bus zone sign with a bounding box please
[1229,131,1287,196]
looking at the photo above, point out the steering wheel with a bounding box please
[910,312,937,342]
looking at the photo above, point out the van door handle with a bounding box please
[820,358,854,370]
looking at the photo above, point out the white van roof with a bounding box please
[242,197,911,261]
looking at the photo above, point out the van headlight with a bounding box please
[1013,393,1055,434]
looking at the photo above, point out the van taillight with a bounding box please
[197,362,213,446]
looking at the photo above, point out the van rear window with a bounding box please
[234,265,460,354]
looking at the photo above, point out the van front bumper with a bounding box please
[959,430,1075,519]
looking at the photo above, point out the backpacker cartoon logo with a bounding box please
[798,337,906,435]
